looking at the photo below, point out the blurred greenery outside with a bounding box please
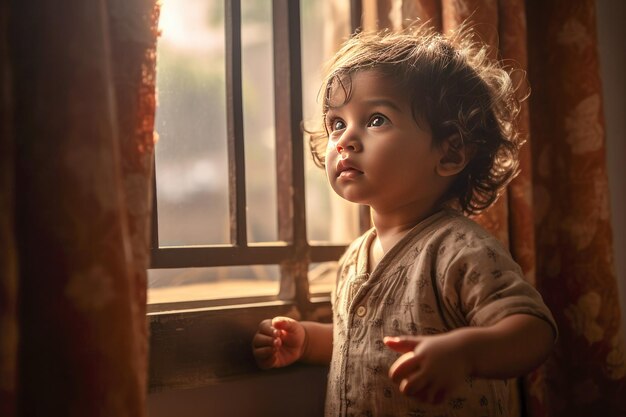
[148,0,356,304]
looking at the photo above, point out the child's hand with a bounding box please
[384,333,471,404]
[252,316,307,370]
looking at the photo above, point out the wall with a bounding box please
[148,365,328,417]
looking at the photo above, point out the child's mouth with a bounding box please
[338,168,363,179]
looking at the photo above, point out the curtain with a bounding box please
[0,0,159,416]
[525,1,626,415]
[358,0,625,415]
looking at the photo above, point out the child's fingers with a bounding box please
[416,382,446,404]
[388,351,420,384]
[271,316,298,332]
[399,369,429,398]
[252,333,276,349]
[384,336,421,353]
[400,373,451,404]
[257,319,277,336]
[253,347,278,370]
[253,346,275,360]
[397,369,446,404]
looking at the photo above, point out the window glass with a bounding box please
[155,0,229,246]
[148,265,280,304]
[301,0,360,244]
[149,0,358,305]
[242,0,278,243]
[309,261,339,295]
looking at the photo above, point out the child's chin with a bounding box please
[330,184,368,204]
[339,192,368,205]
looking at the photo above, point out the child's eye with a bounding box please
[368,115,388,127]
[330,119,346,131]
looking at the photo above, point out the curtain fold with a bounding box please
[108,0,161,396]
[365,0,625,415]
[0,0,18,415]
[0,0,158,415]
[526,1,626,415]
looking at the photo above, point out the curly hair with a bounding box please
[308,24,525,215]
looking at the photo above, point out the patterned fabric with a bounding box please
[325,210,557,417]
[0,1,159,416]
[355,0,626,415]
[526,1,626,415]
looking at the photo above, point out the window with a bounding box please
[148,0,364,390]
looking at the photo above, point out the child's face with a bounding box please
[324,70,450,214]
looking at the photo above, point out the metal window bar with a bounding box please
[225,0,247,246]
[351,0,363,34]
[273,0,306,305]
[149,0,366,306]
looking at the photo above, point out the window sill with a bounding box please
[148,297,332,392]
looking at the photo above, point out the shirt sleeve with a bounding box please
[440,235,558,340]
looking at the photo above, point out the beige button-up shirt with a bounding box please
[325,210,557,417]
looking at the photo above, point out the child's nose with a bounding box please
[336,142,360,154]
[335,132,361,154]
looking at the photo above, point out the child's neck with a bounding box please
[368,205,440,273]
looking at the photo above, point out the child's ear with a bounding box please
[436,134,473,177]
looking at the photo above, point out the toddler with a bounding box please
[252,25,556,417]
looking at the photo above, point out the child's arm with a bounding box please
[385,314,554,403]
[252,316,333,369]
[300,321,334,364]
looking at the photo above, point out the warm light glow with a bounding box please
[158,0,224,52]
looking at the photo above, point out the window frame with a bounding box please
[148,0,363,391]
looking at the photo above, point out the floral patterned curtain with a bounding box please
[0,0,158,416]
[526,1,626,415]
[358,0,625,415]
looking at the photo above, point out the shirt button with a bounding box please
[356,305,367,317]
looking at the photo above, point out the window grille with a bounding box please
[149,0,365,310]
